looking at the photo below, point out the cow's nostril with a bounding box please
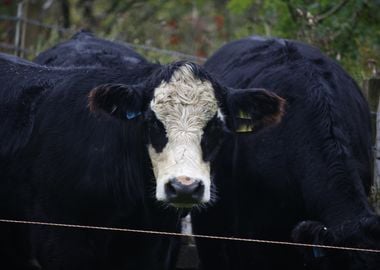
[164,178,204,206]
[165,180,178,199]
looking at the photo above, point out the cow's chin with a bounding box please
[170,203,198,209]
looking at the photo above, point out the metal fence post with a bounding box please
[365,77,380,145]
[20,0,29,58]
[14,0,25,56]
[370,77,380,213]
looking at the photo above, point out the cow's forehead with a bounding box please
[150,64,219,128]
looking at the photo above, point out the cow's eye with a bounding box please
[201,116,228,162]
[148,117,168,153]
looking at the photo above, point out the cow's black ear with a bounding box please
[226,88,286,133]
[291,221,332,244]
[291,221,334,262]
[88,83,146,120]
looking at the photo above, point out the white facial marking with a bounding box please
[149,64,219,203]
[217,109,225,122]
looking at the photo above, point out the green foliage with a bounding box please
[227,0,254,13]
[0,1,16,44]
[225,0,380,83]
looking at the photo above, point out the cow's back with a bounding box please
[34,30,147,67]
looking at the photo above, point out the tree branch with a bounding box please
[315,0,349,24]
[60,0,71,28]
[284,0,299,23]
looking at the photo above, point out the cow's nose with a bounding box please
[164,176,204,206]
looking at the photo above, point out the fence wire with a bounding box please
[0,42,33,54]
[0,14,72,33]
[1,218,380,254]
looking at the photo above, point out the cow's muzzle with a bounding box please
[164,176,205,207]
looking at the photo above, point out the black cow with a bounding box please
[0,48,284,270]
[191,36,380,270]
[33,30,147,67]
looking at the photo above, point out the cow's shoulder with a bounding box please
[0,53,100,156]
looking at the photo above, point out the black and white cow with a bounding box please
[191,36,380,270]
[0,46,284,269]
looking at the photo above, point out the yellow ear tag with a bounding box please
[238,111,251,120]
[236,111,254,133]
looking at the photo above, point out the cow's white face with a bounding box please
[148,65,220,206]
[88,61,285,208]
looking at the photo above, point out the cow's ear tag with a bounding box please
[235,110,254,133]
[126,111,142,120]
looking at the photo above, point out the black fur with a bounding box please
[201,116,229,162]
[191,36,379,270]
[144,110,169,153]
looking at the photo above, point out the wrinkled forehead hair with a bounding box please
[149,63,222,129]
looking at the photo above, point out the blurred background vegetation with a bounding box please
[0,0,379,85]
